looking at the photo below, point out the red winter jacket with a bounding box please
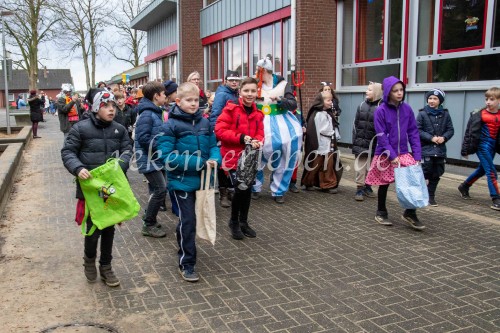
[215,99,265,170]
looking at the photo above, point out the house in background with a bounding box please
[0,69,73,108]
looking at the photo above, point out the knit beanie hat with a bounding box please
[163,80,178,97]
[425,89,445,105]
[86,88,115,113]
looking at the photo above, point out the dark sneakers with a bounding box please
[251,192,260,200]
[402,210,425,231]
[355,189,365,201]
[142,224,167,238]
[99,265,120,287]
[363,185,376,198]
[458,183,471,199]
[428,197,438,207]
[179,267,199,283]
[240,221,256,238]
[228,220,244,240]
[289,183,300,193]
[83,256,97,282]
[491,198,500,211]
[375,210,392,226]
[274,195,285,203]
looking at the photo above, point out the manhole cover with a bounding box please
[40,322,119,333]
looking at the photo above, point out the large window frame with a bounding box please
[337,0,408,89]
[337,0,500,91]
[203,18,290,91]
[411,0,500,88]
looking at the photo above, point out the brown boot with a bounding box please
[219,187,231,208]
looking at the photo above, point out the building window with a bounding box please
[338,0,500,88]
[439,0,488,52]
[206,41,222,92]
[356,0,385,62]
[161,54,177,81]
[341,0,404,86]
[415,0,500,84]
[224,34,248,77]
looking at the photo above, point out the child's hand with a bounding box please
[78,168,91,180]
[206,160,217,168]
[391,157,400,165]
[244,135,252,143]
[437,137,445,144]
[251,140,262,149]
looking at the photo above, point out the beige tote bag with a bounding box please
[196,163,217,245]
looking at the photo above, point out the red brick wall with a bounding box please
[296,0,337,113]
[180,0,205,83]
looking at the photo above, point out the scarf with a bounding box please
[424,105,443,116]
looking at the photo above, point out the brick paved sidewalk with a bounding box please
[0,114,499,333]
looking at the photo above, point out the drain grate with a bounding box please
[40,322,120,333]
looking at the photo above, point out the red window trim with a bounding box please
[144,44,178,63]
[437,0,488,54]
[201,7,291,45]
[402,0,410,84]
[355,0,385,63]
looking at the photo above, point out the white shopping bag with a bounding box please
[195,163,217,245]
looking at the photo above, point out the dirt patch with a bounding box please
[0,130,21,138]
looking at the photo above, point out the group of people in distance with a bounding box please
[60,58,500,286]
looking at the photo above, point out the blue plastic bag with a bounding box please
[394,164,429,209]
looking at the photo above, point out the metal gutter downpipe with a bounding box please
[176,0,181,81]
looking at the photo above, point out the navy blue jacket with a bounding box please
[134,98,165,174]
[417,107,454,158]
[157,105,221,192]
[209,84,239,129]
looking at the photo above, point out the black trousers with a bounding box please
[84,217,115,266]
[228,170,252,222]
[422,157,445,198]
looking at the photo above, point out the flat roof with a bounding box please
[131,0,177,31]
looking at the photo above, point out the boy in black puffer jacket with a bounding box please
[417,89,454,207]
[352,82,382,201]
[61,90,132,287]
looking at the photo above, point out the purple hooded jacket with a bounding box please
[373,76,421,161]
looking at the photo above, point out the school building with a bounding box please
[131,0,500,164]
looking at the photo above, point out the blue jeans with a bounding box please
[465,138,499,199]
[172,190,197,270]
[143,170,167,226]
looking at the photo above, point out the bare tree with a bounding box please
[1,0,59,90]
[55,0,109,89]
[106,0,148,68]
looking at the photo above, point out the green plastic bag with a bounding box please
[79,158,140,236]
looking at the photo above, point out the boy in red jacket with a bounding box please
[215,77,264,240]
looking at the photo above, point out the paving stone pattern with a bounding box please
[3,113,500,333]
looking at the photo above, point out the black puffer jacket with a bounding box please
[61,113,133,199]
[461,109,483,157]
[351,99,380,156]
[417,107,454,158]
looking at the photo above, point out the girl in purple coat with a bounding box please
[365,76,424,230]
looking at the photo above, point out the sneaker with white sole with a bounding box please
[179,267,199,282]
[375,210,392,226]
[402,210,425,231]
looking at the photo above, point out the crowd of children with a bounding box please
[61,71,499,286]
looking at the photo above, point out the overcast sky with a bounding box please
[40,40,136,92]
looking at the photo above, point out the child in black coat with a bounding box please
[417,89,454,207]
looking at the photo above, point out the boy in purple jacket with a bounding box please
[365,76,424,230]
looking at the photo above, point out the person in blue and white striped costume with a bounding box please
[252,57,303,204]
